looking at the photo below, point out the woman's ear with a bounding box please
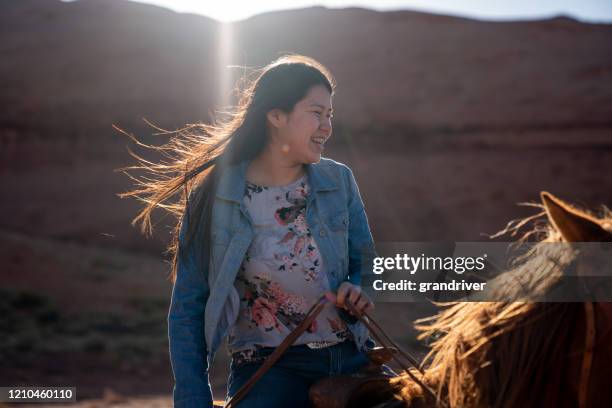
[266,109,288,129]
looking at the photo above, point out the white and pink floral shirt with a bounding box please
[227,174,352,360]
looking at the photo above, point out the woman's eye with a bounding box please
[313,111,322,116]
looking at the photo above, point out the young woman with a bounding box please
[124,54,377,407]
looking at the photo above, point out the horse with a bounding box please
[377,192,612,408]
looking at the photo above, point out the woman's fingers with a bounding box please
[355,295,371,314]
[332,282,375,315]
[337,282,360,308]
[348,290,374,315]
[347,285,361,305]
[335,282,351,307]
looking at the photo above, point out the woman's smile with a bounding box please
[311,136,326,151]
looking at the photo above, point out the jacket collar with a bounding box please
[216,158,338,203]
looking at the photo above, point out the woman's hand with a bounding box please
[325,282,375,316]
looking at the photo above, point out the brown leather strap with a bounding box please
[343,301,447,408]
[226,294,445,408]
[579,301,595,408]
[224,295,328,408]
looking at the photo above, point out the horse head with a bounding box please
[387,192,612,408]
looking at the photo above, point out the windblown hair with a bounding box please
[391,200,612,408]
[117,54,335,282]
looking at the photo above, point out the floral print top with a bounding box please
[227,173,352,361]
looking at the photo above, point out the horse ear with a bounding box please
[540,191,612,242]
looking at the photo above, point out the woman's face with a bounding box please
[275,84,334,164]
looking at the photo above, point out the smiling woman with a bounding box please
[246,83,335,185]
[120,54,377,407]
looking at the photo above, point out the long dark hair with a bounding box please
[119,54,335,282]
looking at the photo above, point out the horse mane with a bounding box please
[392,201,612,408]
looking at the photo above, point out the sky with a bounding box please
[64,0,612,23]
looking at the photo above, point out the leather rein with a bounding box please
[225,295,446,408]
[223,299,597,408]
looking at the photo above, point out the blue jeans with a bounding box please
[225,341,370,407]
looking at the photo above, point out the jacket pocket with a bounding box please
[328,212,349,231]
[325,212,349,271]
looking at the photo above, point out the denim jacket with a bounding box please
[168,157,377,407]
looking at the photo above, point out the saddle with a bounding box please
[223,296,442,408]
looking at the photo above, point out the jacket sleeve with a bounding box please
[168,213,213,408]
[344,165,377,286]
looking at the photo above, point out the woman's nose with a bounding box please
[319,120,332,136]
